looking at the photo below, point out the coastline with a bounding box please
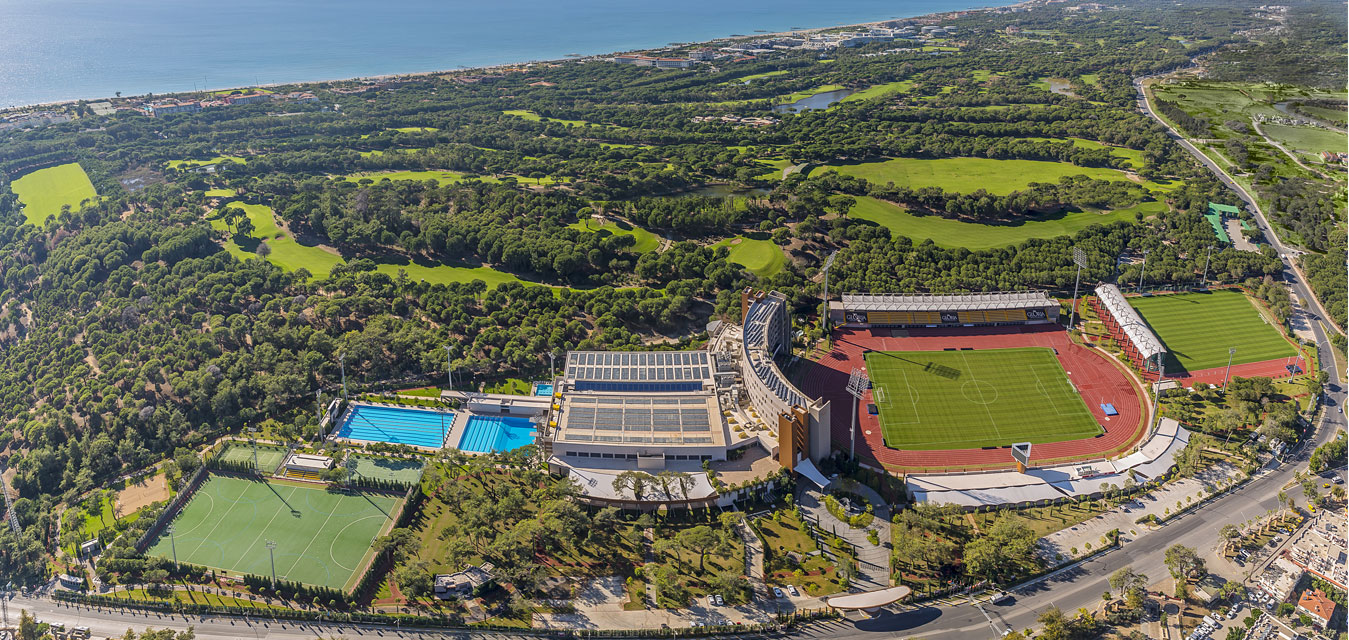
[4,0,1029,113]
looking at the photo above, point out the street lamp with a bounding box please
[1200,245,1213,288]
[1223,347,1237,390]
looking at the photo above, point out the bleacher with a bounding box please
[285,468,322,481]
[840,291,1056,328]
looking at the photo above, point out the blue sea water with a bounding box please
[0,0,1004,108]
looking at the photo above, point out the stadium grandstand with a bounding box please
[740,289,831,475]
[831,291,1059,328]
[1092,284,1167,372]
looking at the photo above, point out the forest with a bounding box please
[0,0,1340,591]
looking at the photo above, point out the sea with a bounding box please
[0,0,1004,109]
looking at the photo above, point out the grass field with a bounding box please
[372,259,539,290]
[1260,123,1347,156]
[349,455,425,485]
[146,475,397,590]
[813,157,1149,195]
[11,163,98,225]
[1128,290,1297,373]
[849,197,1149,250]
[865,347,1101,450]
[166,156,247,169]
[839,80,915,103]
[203,188,235,197]
[721,70,790,84]
[346,170,497,186]
[568,219,661,252]
[502,109,608,128]
[208,203,346,278]
[218,442,288,473]
[712,236,785,278]
[1297,105,1348,126]
[1018,137,1146,168]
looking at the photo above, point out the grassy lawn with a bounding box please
[1018,137,1146,168]
[712,236,785,278]
[208,203,346,278]
[345,169,498,186]
[502,109,610,129]
[203,188,235,197]
[972,501,1109,541]
[109,587,289,610]
[721,70,790,84]
[1260,123,1347,155]
[568,219,661,252]
[358,148,422,158]
[483,378,532,395]
[1128,290,1298,373]
[813,157,1151,195]
[1079,74,1099,85]
[839,80,915,103]
[865,347,1101,450]
[755,509,845,596]
[392,127,439,133]
[848,196,1142,250]
[11,162,98,225]
[1297,105,1348,126]
[372,258,539,290]
[166,156,247,169]
[777,84,845,103]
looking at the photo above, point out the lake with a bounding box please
[773,88,856,113]
[0,0,1006,108]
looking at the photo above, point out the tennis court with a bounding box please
[865,347,1101,450]
[146,475,398,590]
[217,442,287,473]
[1128,290,1296,372]
[333,403,453,448]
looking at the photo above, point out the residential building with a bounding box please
[145,101,201,117]
[224,93,271,105]
[1296,588,1336,629]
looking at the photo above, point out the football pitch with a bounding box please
[865,347,1101,450]
[146,475,398,590]
[1128,290,1296,372]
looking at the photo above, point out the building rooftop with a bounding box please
[1297,588,1336,621]
[1094,284,1167,360]
[563,350,713,389]
[841,291,1057,312]
[553,391,725,448]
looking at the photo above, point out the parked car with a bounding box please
[787,585,800,597]
[772,587,786,598]
[713,594,724,606]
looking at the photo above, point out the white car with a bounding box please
[713,594,724,606]
[787,585,800,597]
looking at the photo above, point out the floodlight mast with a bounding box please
[0,464,19,535]
[339,352,348,400]
[1200,245,1213,287]
[266,540,278,587]
[1223,347,1237,390]
[1137,250,1149,292]
[444,345,454,390]
[1068,247,1088,329]
[821,251,838,336]
[845,368,870,460]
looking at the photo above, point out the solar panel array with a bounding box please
[560,395,715,445]
[565,351,712,387]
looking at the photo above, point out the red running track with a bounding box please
[798,325,1147,473]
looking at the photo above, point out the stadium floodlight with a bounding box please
[821,250,838,336]
[1223,347,1237,390]
[1068,246,1088,329]
[266,540,278,587]
[1200,245,1213,288]
[1011,442,1032,473]
[444,345,454,391]
[1137,250,1149,292]
[548,351,556,381]
[339,352,348,400]
[845,368,870,460]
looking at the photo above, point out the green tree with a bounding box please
[1164,544,1205,582]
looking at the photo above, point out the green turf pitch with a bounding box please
[217,442,288,473]
[1127,290,1296,372]
[865,347,1101,450]
[349,455,425,485]
[147,475,397,589]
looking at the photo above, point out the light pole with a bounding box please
[821,251,838,337]
[339,352,347,400]
[845,368,869,461]
[1223,347,1236,390]
[168,524,178,570]
[1137,250,1149,292]
[248,427,258,469]
[1200,245,1213,288]
[315,389,323,439]
[548,351,556,381]
[266,540,278,587]
[1068,246,1088,329]
[444,345,455,391]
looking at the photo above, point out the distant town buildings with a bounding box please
[690,114,778,127]
[144,101,203,117]
[0,110,71,132]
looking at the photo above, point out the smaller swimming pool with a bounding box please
[458,415,537,453]
[533,383,554,396]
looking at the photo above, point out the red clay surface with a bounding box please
[798,325,1147,473]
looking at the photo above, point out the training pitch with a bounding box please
[1128,290,1296,372]
[865,347,1101,450]
[147,475,398,590]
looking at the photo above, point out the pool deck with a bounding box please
[444,411,472,452]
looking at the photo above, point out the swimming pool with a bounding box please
[533,383,554,396]
[335,404,453,448]
[458,415,537,453]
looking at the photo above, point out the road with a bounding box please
[1132,73,1344,337]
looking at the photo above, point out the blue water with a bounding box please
[533,383,554,397]
[458,415,537,453]
[0,0,1005,108]
[335,404,452,448]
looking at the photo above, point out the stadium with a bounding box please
[810,290,1152,480]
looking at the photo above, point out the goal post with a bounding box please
[1011,442,1033,473]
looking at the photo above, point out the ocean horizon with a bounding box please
[0,0,1008,109]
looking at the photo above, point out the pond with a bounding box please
[772,88,854,113]
[1045,78,1076,96]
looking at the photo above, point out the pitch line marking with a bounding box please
[283,495,348,579]
[230,484,301,573]
[958,350,1003,441]
[183,479,255,558]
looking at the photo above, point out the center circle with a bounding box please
[961,379,998,405]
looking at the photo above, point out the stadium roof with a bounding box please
[554,392,724,447]
[1094,284,1167,360]
[561,464,718,503]
[841,291,1057,312]
[564,350,713,386]
[742,293,811,408]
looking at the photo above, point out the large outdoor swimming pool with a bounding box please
[458,415,537,453]
[334,404,453,449]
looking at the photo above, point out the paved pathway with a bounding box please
[798,481,891,592]
[735,518,767,600]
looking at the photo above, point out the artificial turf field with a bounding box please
[216,442,288,473]
[1127,289,1296,372]
[864,347,1101,450]
[147,475,398,590]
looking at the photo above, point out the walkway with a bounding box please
[798,481,892,592]
[734,518,767,600]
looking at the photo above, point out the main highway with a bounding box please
[4,73,1344,640]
